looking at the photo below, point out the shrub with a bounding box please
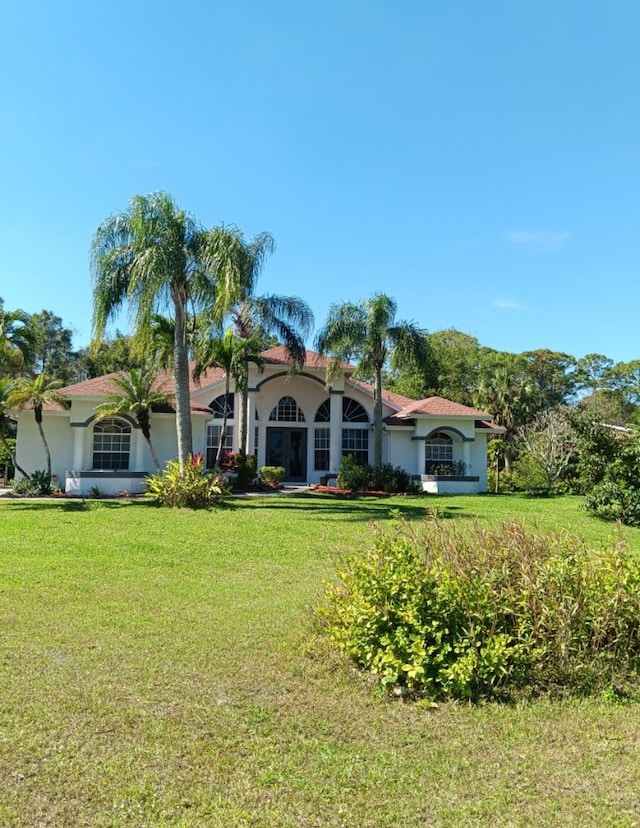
[13,470,51,496]
[146,454,227,508]
[260,466,286,486]
[320,519,640,701]
[231,453,257,490]
[337,456,418,493]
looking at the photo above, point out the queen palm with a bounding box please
[193,328,264,468]
[91,191,245,469]
[316,293,428,468]
[217,232,314,454]
[7,373,69,476]
[94,365,171,472]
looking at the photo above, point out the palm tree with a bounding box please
[315,293,428,468]
[91,191,245,470]
[193,328,264,468]
[7,373,69,476]
[473,362,536,473]
[94,365,171,472]
[0,299,36,376]
[0,378,31,479]
[215,232,314,454]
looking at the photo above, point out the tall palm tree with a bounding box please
[315,293,428,468]
[7,373,69,476]
[91,191,245,469]
[214,232,314,455]
[0,378,31,479]
[94,365,172,472]
[0,300,36,377]
[193,328,264,468]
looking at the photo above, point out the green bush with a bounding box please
[320,519,640,701]
[13,470,52,496]
[583,481,640,526]
[260,466,286,486]
[146,455,227,508]
[337,456,417,493]
[231,453,257,490]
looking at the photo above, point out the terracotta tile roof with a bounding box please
[259,346,355,371]
[352,381,416,410]
[475,419,506,433]
[394,396,491,418]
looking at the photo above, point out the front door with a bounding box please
[266,428,307,482]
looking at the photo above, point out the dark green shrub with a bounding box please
[583,481,640,526]
[146,455,227,508]
[231,453,257,490]
[320,519,640,701]
[13,470,51,496]
[337,456,417,493]
[260,466,286,486]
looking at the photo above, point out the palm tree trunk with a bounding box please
[0,433,30,480]
[216,377,231,469]
[237,357,249,457]
[145,435,162,473]
[173,296,193,470]
[373,364,383,468]
[36,419,52,477]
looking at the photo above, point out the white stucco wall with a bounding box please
[14,412,72,486]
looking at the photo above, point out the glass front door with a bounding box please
[266,428,307,482]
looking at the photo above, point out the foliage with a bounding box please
[29,310,75,382]
[515,409,579,492]
[316,293,428,468]
[229,452,257,489]
[13,469,51,496]
[336,455,417,493]
[260,465,286,486]
[0,298,36,376]
[320,519,640,701]
[146,454,227,508]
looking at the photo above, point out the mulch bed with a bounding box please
[311,485,391,497]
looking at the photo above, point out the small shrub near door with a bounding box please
[146,455,227,508]
[320,519,640,701]
[260,466,286,486]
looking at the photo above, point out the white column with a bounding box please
[134,427,145,470]
[462,441,471,475]
[72,427,85,470]
[329,391,342,472]
[416,438,424,476]
[246,390,256,455]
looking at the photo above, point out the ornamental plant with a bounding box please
[320,518,640,701]
[146,454,227,508]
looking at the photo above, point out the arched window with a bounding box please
[425,431,453,473]
[209,394,234,419]
[342,397,368,423]
[315,400,330,422]
[269,396,305,422]
[92,418,131,470]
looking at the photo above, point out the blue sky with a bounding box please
[1,1,639,362]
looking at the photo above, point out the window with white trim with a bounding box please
[206,424,233,468]
[342,397,368,423]
[425,431,453,473]
[209,393,234,419]
[269,396,305,422]
[314,428,330,470]
[342,428,369,466]
[92,418,131,470]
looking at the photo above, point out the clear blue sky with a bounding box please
[1,1,639,362]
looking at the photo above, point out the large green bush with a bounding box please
[320,519,640,701]
[337,455,417,493]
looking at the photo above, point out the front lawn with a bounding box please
[1,493,640,826]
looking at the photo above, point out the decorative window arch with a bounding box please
[315,400,330,422]
[342,397,368,423]
[92,418,131,470]
[425,431,454,473]
[209,393,234,419]
[269,396,305,422]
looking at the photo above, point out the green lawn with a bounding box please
[1,493,640,826]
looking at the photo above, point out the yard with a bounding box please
[1,493,640,826]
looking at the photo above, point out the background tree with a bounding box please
[0,377,30,479]
[91,191,245,469]
[94,366,171,472]
[316,293,428,468]
[29,310,75,382]
[7,373,69,476]
[516,409,579,492]
[0,299,36,377]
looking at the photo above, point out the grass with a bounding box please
[1,492,640,825]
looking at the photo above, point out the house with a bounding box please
[12,347,504,495]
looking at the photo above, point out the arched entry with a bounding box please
[266,396,307,482]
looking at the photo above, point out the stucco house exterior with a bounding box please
[12,346,504,495]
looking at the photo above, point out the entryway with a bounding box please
[266,428,307,482]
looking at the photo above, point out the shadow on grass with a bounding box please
[0,498,158,512]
